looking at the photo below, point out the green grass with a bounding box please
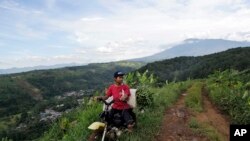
[185,82,203,112]
[0,114,20,132]
[1,137,13,141]
[188,117,225,141]
[186,82,226,141]
[38,100,102,141]
[205,69,250,124]
[119,81,193,141]
[0,121,8,131]
[38,81,193,141]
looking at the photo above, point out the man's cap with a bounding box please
[114,71,125,78]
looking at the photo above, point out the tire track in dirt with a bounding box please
[155,93,207,141]
[156,86,230,141]
[193,87,230,141]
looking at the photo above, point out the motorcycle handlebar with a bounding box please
[101,99,114,106]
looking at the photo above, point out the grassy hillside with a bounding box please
[2,47,250,140]
[38,79,192,141]
[38,69,250,141]
[36,47,250,141]
[0,61,144,140]
[138,47,250,82]
[0,61,144,115]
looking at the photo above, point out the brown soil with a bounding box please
[194,87,230,141]
[155,87,230,141]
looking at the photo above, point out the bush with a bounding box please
[136,86,154,109]
[124,70,157,108]
[206,70,250,124]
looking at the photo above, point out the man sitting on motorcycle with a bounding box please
[96,71,135,131]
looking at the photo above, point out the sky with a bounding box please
[0,0,250,69]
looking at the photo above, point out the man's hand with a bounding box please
[120,94,128,101]
[94,96,103,101]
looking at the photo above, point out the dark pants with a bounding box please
[109,108,135,126]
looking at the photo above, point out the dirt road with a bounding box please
[156,87,229,141]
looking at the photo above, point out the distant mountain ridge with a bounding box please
[0,63,86,75]
[2,39,249,74]
[137,47,250,82]
[130,39,250,62]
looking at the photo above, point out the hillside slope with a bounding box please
[0,61,144,140]
[0,61,144,116]
[138,47,250,82]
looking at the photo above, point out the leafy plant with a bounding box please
[207,70,250,124]
[1,137,13,141]
[136,86,154,108]
[124,70,157,108]
[124,70,157,88]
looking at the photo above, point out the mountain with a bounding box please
[130,39,250,62]
[137,47,250,82]
[3,39,248,74]
[0,63,86,75]
[2,47,250,140]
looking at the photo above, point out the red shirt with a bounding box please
[106,84,131,110]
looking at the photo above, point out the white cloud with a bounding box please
[0,0,43,14]
[81,17,104,21]
[8,54,89,68]
[48,45,69,49]
[73,32,90,43]
[0,0,21,11]
[1,0,250,68]
[15,23,48,39]
[45,0,56,9]
[64,0,250,46]
[95,37,162,60]
[0,61,12,69]
[225,32,250,41]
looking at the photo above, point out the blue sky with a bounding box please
[0,0,250,68]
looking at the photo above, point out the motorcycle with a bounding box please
[88,89,137,141]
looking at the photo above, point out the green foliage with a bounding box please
[119,81,192,141]
[136,86,154,108]
[207,70,250,124]
[138,47,250,82]
[188,117,200,129]
[59,118,70,132]
[152,80,193,108]
[188,117,223,141]
[124,70,158,108]
[0,61,143,140]
[38,80,192,141]
[1,137,12,141]
[2,47,250,140]
[185,82,203,112]
[39,101,102,141]
[0,77,35,117]
[124,70,158,88]
[124,72,137,88]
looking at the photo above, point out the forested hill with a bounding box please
[0,61,144,118]
[138,47,250,82]
[0,61,144,140]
